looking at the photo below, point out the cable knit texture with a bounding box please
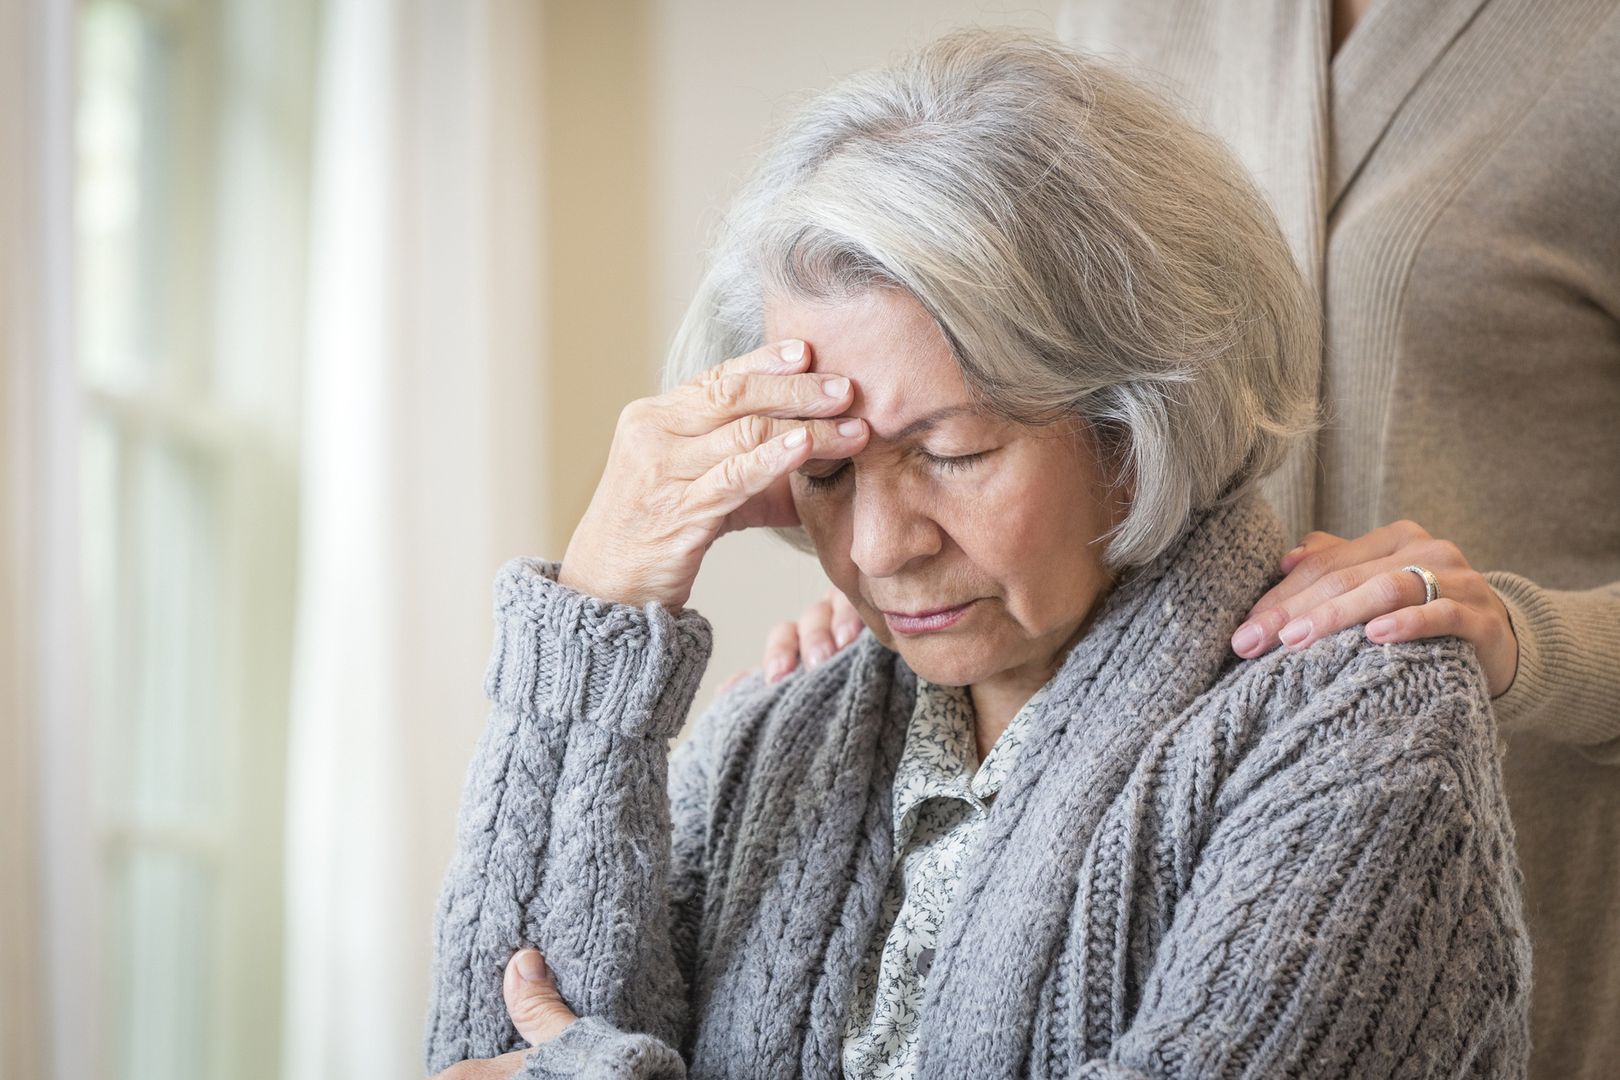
[423,492,1532,1078]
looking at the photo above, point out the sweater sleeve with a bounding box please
[421,556,716,1079]
[1073,656,1532,1077]
[1484,570,1620,764]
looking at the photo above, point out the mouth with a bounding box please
[881,599,978,635]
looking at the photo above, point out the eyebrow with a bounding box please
[880,404,981,443]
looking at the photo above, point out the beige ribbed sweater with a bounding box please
[1058,1,1620,1075]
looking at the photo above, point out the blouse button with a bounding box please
[915,947,935,976]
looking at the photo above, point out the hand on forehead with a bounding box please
[766,289,985,445]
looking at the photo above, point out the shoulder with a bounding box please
[1245,622,1490,734]
[1213,625,1503,808]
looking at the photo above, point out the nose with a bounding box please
[847,472,943,581]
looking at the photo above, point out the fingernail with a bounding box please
[835,622,861,648]
[1279,619,1310,647]
[805,647,830,668]
[784,428,807,448]
[822,376,849,398]
[1232,623,1262,654]
[778,340,805,365]
[837,418,864,437]
[766,658,791,683]
[1367,616,1395,638]
[517,950,544,983]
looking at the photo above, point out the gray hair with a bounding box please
[664,29,1321,569]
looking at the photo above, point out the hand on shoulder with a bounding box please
[1229,519,1519,698]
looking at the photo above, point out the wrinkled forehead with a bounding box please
[762,289,984,439]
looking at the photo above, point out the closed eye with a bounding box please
[797,450,990,493]
[797,462,850,493]
[924,450,988,474]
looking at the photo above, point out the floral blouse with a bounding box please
[840,677,1051,1079]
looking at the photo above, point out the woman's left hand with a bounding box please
[428,950,578,1080]
[1229,520,1520,697]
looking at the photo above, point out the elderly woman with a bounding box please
[422,31,1530,1080]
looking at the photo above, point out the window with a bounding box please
[75,1,312,1075]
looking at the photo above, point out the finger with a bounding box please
[1250,531,1341,621]
[1262,535,1478,647]
[799,595,838,669]
[665,369,855,435]
[673,414,867,480]
[1365,597,1475,646]
[1247,520,1430,619]
[1280,554,1423,626]
[503,949,578,1047]
[1278,530,1338,574]
[718,669,751,694]
[1237,555,1423,656]
[693,338,812,387]
[608,339,813,457]
[483,1051,533,1080]
[433,1049,533,1080]
[684,419,868,522]
[721,469,801,534]
[1274,564,1447,652]
[1369,593,1516,693]
[764,620,799,683]
[1247,531,1346,618]
[830,587,865,649]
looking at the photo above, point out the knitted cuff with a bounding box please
[1484,569,1620,753]
[519,1015,686,1079]
[483,557,713,741]
[1484,571,1549,733]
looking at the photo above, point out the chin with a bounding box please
[880,632,1004,688]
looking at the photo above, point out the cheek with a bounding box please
[944,494,1056,590]
[944,454,1060,561]
[950,449,1110,612]
[793,489,858,577]
[791,488,838,544]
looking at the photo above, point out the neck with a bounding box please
[969,679,1046,762]
[967,580,1116,762]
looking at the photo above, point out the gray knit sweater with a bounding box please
[422,492,1532,1078]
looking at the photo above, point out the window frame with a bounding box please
[74,0,312,1076]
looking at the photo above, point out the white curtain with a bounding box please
[0,2,91,1079]
[281,2,547,1077]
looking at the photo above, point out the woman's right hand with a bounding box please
[757,586,866,684]
[558,339,868,612]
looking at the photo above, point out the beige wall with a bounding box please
[541,1,1065,716]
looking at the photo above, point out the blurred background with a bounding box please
[0,2,1068,1078]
